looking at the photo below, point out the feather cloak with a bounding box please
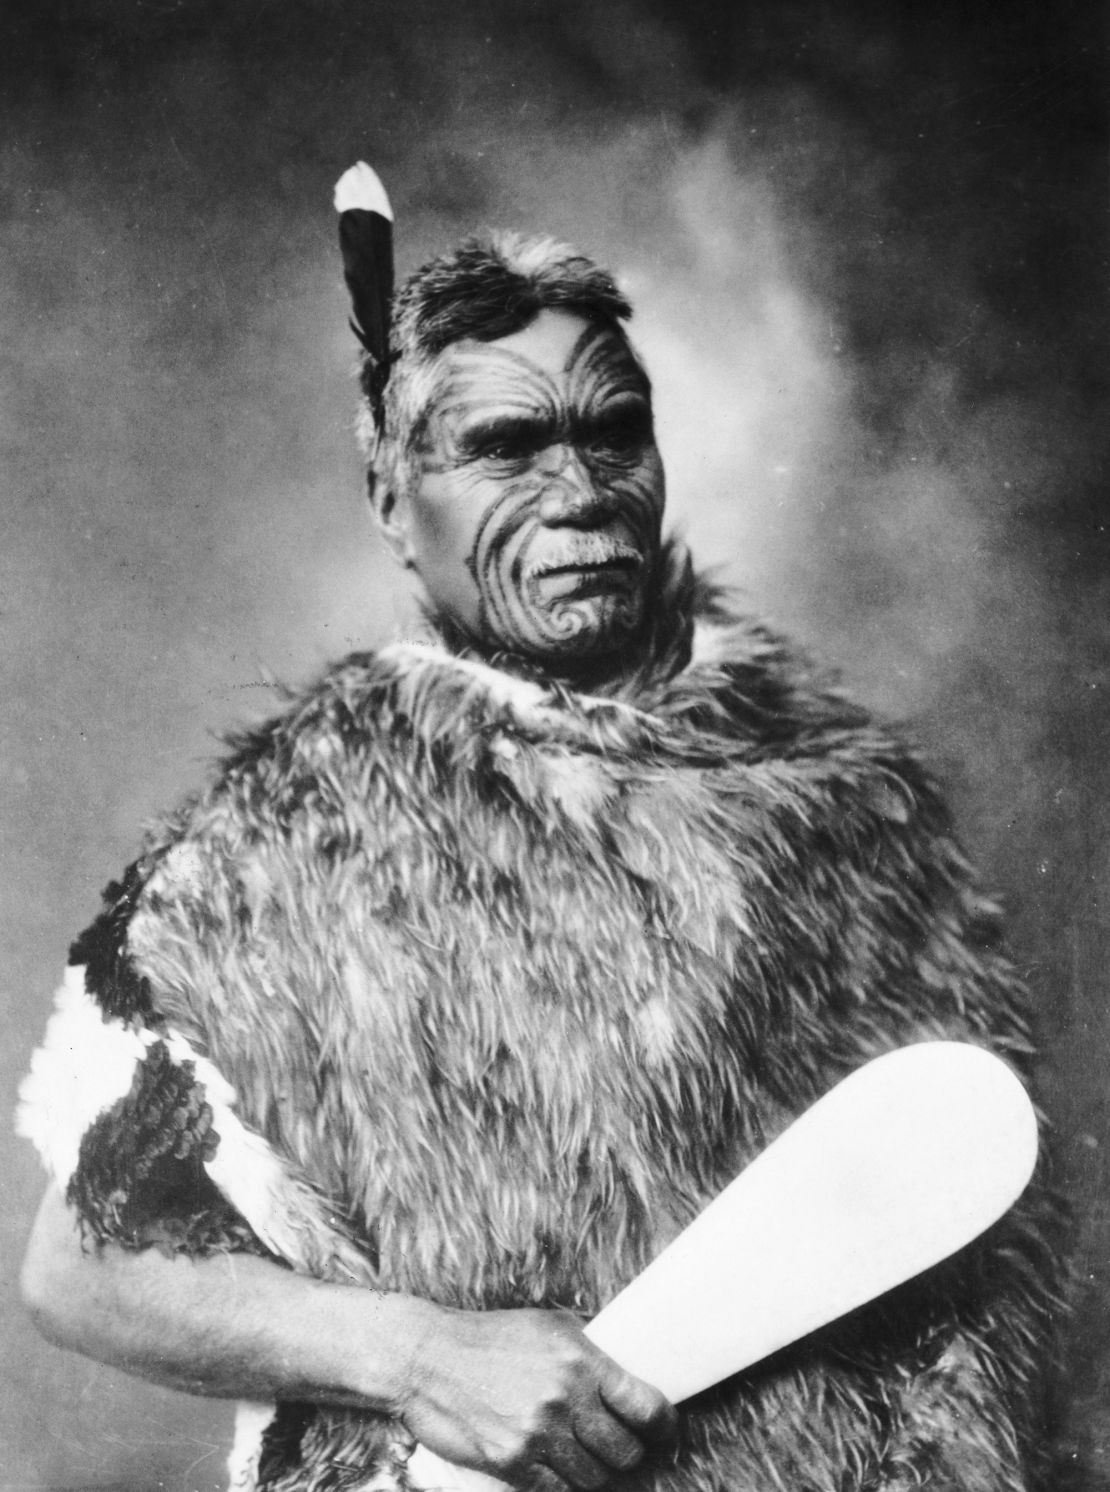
[18,548,1063,1492]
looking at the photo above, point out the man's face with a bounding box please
[387,308,665,664]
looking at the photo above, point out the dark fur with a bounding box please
[70,544,1064,1490]
[69,860,158,1025]
[67,1040,262,1256]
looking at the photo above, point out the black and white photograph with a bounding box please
[2,3,1107,1489]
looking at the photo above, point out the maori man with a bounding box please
[19,210,1061,1492]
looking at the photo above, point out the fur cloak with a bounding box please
[19,547,1063,1492]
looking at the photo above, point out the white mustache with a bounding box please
[524,543,643,580]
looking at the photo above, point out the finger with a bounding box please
[598,1371,679,1447]
[572,1406,645,1473]
[543,1438,610,1491]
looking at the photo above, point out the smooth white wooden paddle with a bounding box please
[408,1041,1038,1492]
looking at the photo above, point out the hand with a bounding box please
[395,1304,678,1489]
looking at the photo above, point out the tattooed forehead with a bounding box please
[427,322,651,435]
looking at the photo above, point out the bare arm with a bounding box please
[21,1186,676,1489]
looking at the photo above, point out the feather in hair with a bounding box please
[334,161,395,431]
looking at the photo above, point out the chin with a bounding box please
[528,593,645,663]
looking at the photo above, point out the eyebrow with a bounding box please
[455,412,553,453]
[585,390,652,416]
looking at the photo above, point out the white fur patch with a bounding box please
[228,1400,277,1492]
[203,1105,342,1269]
[15,966,147,1185]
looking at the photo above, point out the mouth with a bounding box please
[527,553,643,600]
[527,548,643,580]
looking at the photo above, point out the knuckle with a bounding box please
[498,1436,532,1477]
[553,1329,586,1366]
[551,1361,584,1400]
[518,1406,548,1444]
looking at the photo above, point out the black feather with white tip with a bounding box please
[334,162,395,431]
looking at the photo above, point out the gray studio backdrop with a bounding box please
[3,2,1107,1488]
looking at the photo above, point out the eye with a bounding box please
[464,423,547,465]
[586,405,653,460]
[481,436,535,463]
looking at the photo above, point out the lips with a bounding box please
[524,549,641,602]
[526,546,643,581]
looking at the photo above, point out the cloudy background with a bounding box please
[2,1,1107,1486]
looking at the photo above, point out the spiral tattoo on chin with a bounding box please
[443,323,664,660]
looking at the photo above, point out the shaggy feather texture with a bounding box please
[22,544,1064,1491]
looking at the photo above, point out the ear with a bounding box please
[367,469,417,569]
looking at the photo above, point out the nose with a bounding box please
[537,445,615,526]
